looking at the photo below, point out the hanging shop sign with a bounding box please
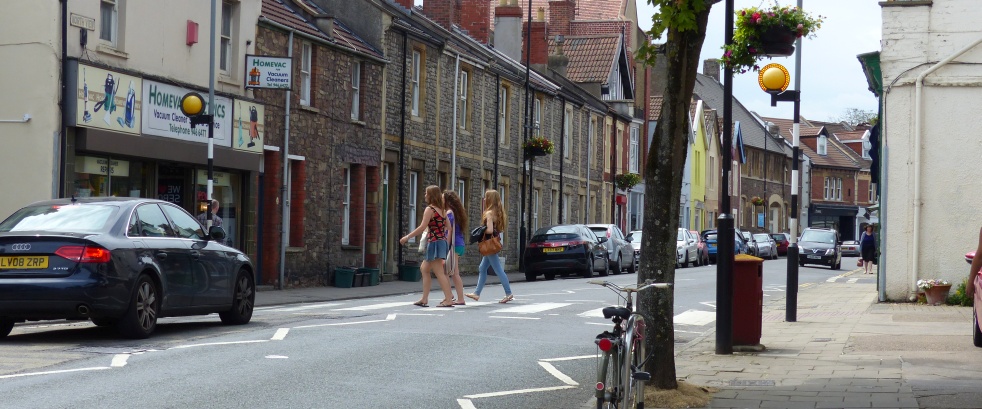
[231,99,265,154]
[75,64,143,135]
[141,80,232,147]
[244,55,292,90]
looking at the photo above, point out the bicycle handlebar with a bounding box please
[588,279,671,292]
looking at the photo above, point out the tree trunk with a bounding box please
[637,6,714,390]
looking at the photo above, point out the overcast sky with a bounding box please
[637,0,882,122]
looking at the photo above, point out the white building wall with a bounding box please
[880,0,982,300]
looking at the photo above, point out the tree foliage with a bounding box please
[828,108,878,126]
[635,0,718,391]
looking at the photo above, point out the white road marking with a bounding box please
[585,322,610,326]
[293,314,397,329]
[170,340,268,349]
[700,302,716,308]
[335,302,414,311]
[271,328,290,341]
[493,303,571,314]
[538,362,579,386]
[673,310,717,326]
[463,385,577,399]
[265,355,289,359]
[274,302,344,312]
[578,308,606,318]
[110,354,129,368]
[848,278,859,283]
[540,355,594,362]
[0,367,109,379]
[826,277,839,283]
[456,399,478,409]
[489,316,539,320]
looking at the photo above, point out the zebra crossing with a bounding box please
[255,300,720,327]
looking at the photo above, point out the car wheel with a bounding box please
[525,271,538,282]
[220,270,255,325]
[599,258,610,277]
[0,319,13,338]
[611,255,621,275]
[832,261,841,270]
[974,310,982,348]
[117,274,160,339]
[91,318,115,327]
[628,254,638,274]
[544,273,556,280]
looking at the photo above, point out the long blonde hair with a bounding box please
[481,189,505,230]
[424,185,444,210]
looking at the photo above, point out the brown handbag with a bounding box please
[478,234,502,256]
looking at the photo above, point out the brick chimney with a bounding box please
[494,0,523,61]
[522,7,548,67]
[423,0,459,31]
[548,0,574,38]
[703,58,721,83]
[393,0,414,9]
[459,0,491,44]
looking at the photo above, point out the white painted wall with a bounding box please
[880,0,982,300]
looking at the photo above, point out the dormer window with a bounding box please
[817,135,828,155]
[862,139,871,159]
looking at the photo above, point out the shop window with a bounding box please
[289,159,305,246]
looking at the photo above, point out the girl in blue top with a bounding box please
[444,190,467,305]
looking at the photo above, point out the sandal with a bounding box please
[465,293,480,302]
[499,294,514,304]
[453,301,466,306]
[413,301,429,307]
[436,300,455,308]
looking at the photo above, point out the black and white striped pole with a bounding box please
[180,0,218,232]
[759,62,800,322]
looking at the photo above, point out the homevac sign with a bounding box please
[244,55,292,90]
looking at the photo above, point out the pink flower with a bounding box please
[725,50,732,57]
[748,47,757,54]
[752,12,761,20]
[797,23,804,30]
[755,17,763,24]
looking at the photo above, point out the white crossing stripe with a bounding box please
[848,278,859,283]
[335,302,416,311]
[492,302,572,314]
[578,307,606,318]
[274,302,344,312]
[673,309,716,326]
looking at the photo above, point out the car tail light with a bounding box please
[55,246,111,263]
[527,242,545,248]
[597,337,613,351]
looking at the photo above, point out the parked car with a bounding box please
[628,230,642,261]
[840,240,860,257]
[0,198,256,339]
[702,229,749,263]
[676,228,700,268]
[524,224,609,281]
[740,230,759,256]
[690,230,710,266]
[798,227,842,269]
[753,233,778,260]
[770,233,790,256]
[587,224,637,274]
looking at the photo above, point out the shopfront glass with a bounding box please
[195,169,241,247]
[72,155,154,198]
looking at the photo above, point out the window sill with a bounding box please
[299,105,320,114]
[410,115,424,123]
[341,245,362,251]
[217,76,240,87]
[459,128,472,136]
[286,246,305,253]
[350,119,366,127]
[96,44,129,59]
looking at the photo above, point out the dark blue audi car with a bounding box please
[0,197,255,339]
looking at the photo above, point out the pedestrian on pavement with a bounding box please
[399,185,455,308]
[443,190,468,305]
[466,189,514,304]
[859,224,876,274]
[967,226,982,299]
[197,199,223,228]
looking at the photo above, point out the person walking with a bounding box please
[465,189,514,304]
[859,224,876,274]
[443,190,467,305]
[399,186,455,308]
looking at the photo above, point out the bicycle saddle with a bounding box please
[602,306,631,320]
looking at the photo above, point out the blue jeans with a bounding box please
[476,253,511,296]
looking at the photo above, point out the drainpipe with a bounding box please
[397,32,407,267]
[452,53,460,189]
[585,114,592,224]
[912,36,982,293]
[494,73,500,186]
[558,96,565,222]
[279,30,295,289]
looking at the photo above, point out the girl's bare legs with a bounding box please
[431,260,455,305]
[418,259,431,305]
[450,254,465,302]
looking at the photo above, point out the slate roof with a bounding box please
[549,35,620,83]
[490,0,627,28]
[260,0,384,59]
[805,119,855,136]
[760,116,860,170]
[692,73,790,157]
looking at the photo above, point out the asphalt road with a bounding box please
[0,255,865,409]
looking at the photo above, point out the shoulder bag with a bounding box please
[478,232,502,256]
[469,225,487,244]
[417,230,428,253]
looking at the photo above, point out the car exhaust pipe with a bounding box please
[77,304,90,316]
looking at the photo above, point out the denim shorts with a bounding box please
[425,239,449,261]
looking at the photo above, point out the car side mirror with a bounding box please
[209,225,227,241]
[625,234,633,241]
[598,237,608,243]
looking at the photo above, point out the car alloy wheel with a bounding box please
[118,275,159,339]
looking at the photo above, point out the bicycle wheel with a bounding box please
[595,348,619,409]
[624,316,647,409]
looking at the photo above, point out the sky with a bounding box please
[636,0,882,122]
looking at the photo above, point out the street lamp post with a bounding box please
[716,0,736,355]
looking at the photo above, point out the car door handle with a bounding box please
[155,252,168,260]
[190,250,201,259]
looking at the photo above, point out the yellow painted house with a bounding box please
[689,100,708,231]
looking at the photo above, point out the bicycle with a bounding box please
[588,279,671,409]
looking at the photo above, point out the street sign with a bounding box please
[244,55,292,90]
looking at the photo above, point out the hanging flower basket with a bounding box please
[750,196,765,206]
[523,136,554,158]
[721,5,824,74]
[614,173,642,192]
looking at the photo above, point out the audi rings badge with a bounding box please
[10,243,31,251]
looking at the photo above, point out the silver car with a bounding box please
[677,228,699,268]
[753,233,779,260]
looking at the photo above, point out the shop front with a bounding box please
[809,203,858,241]
[64,61,264,251]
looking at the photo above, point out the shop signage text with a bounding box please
[141,80,231,147]
[70,14,95,31]
[244,55,292,90]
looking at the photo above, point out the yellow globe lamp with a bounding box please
[758,63,790,95]
[180,92,206,117]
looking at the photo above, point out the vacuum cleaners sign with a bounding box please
[244,55,292,90]
[75,64,142,135]
[141,80,232,147]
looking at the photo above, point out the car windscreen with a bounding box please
[753,234,771,242]
[770,234,785,241]
[588,227,607,235]
[705,234,717,241]
[0,204,116,233]
[800,230,835,244]
[677,230,685,241]
[630,233,642,243]
[530,233,582,243]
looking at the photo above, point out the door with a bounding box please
[133,204,195,309]
[160,203,232,307]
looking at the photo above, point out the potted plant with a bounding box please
[721,5,824,74]
[615,173,643,192]
[750,196,765,206]
[523,136,555,157]
[917,279,953,305]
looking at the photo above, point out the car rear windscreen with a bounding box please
[0,204,116,233]
[530,233,581,242]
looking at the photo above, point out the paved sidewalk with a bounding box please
[678,268,982,409]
